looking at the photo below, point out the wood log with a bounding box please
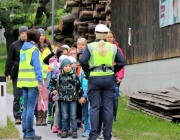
[88,23,97,32]
[61,23,74,34]
[78,25,88,33]
[66,1,79,8]
[99,1,108,5]
[81,10,94,16]
[93,11,106,19]
[73,30,81,41]
[58,14,78,31]
[54,34,72,41]
[95,4,105,12]
[74,19,95,26]
[87,34,96,40]
[82,0,99,5]
[61,38,74,47]
[71,7,79,14]
[79,11,94,21]
[98,20,106,24]
[106,15,111,21]
[46,26,61,35]
[105,5,111,14]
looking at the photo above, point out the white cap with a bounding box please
[95,24,110,33]
[59,55,68,65]
[68,56,76,63]
[62,45,70,49]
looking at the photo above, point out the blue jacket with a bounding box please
[21,42,43,85]
[79,68,88,99]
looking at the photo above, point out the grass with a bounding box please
[113,96,180,140]
[0,117,19,139]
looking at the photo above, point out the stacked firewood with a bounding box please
[47,0,111,47]
[128,87,180,122]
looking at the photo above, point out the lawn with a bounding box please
[113,96,180,140]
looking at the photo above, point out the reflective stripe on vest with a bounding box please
[88,42,117,77]
[41,45,54,78]
[17,46,42,88]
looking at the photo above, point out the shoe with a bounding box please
[82,130,90,137]
[61,131,68,138]
[15,119,21,124]
[23,135,42,140]
[42,110,47,126]
[57,130,62,137]
[72,132,78,138]
[98,133,104,139]
[47,116,51,124]
[35,111,42,126]
[68,130,72,136]
[52,126,58,133]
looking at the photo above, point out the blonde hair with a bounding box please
[95,32,108,56]
[68,47,77,54]
[77,38,87,46]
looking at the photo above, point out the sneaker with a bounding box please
[82,130,90,137]
[61,131,68,138]
[23,135,42,140]
[15,119,21,124]
[47,116,51,124]
[98,133,104,139]
[52,126,58,133]
[72,132,78,138]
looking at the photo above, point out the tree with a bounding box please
[0,0,64,53]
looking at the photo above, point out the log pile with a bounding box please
[128,87,180,122]
[48,0,112,47]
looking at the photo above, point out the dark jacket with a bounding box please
[4,40,25,79]
[50,70,83,101]
[79,40,126,76]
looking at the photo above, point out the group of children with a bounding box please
[43,31,124,139]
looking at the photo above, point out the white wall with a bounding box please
[120,57,180,94]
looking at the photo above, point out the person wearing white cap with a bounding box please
[79,24,125,140]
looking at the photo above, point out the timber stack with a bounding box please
[47,0,111,47]
[128,87,180,122]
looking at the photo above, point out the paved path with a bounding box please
[7,93,116,140]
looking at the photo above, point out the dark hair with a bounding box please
[56,47,63,58]
[37,38,53,52]
[108,31,116,39]
[27,29,40,44]
[54,42,62,48]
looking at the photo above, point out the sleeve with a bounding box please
[114,48,126,73]
[4,43,15,76]
[43,52,55,65]
[31,49,43,85]
[49,76,57,92]
[79,46,91,72]
[117,47,125,79]
[76,75,83,98]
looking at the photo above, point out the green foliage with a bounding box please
[113,96,180,140]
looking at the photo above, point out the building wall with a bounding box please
[111,0,180,65]
[0,28,6,44]
[120,57,180,94]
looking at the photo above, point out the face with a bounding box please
[69,50,77,59]
[107,33,115,44]
[20,32,27,41]
[71,62,77,70]
[63,64,72,73]
[39,34,46,43]
[77,43,86,51]
[63,50,68,55]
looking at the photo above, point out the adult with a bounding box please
[5,26,28,124]
[17,29,43,140]
[79,24,125,140]
[107,31,125,121]
[36,28,53,126]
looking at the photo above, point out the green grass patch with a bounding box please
[113,96,180,140]
[0,117,19,139]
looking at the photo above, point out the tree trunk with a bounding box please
[54,34,72,41]
[95,4,105,12]
[4,28,19,54]
[66,1,79,8]
[46,26,61,35]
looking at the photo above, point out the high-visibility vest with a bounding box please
[88,42,117,77]
[17,46,42,88]
[41,45,54,78]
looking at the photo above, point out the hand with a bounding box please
[53,90,58,94]
[117,79,122,84]
[7,75,11,80]
[78,97,86,104]
[38,84,42,92]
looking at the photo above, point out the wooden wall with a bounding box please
[111,0,180,65]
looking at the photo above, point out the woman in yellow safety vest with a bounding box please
[35,28,53,126]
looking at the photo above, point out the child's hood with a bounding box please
[22,42,37,50]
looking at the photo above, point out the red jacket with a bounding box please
[114,42,125,79]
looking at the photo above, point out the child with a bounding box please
[77,38,87,52]
[77,50,91,137]
[68,56,77,72]
[50,58,85,138]
[68,47,77,59]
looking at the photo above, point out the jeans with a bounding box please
[58,100,62,130]
[22,87,39,138]
[12,78,21,119]
[113,98,118,121]
[61,101,77,132]
[83,101,90,131]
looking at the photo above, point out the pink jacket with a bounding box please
[114,42,125,79]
